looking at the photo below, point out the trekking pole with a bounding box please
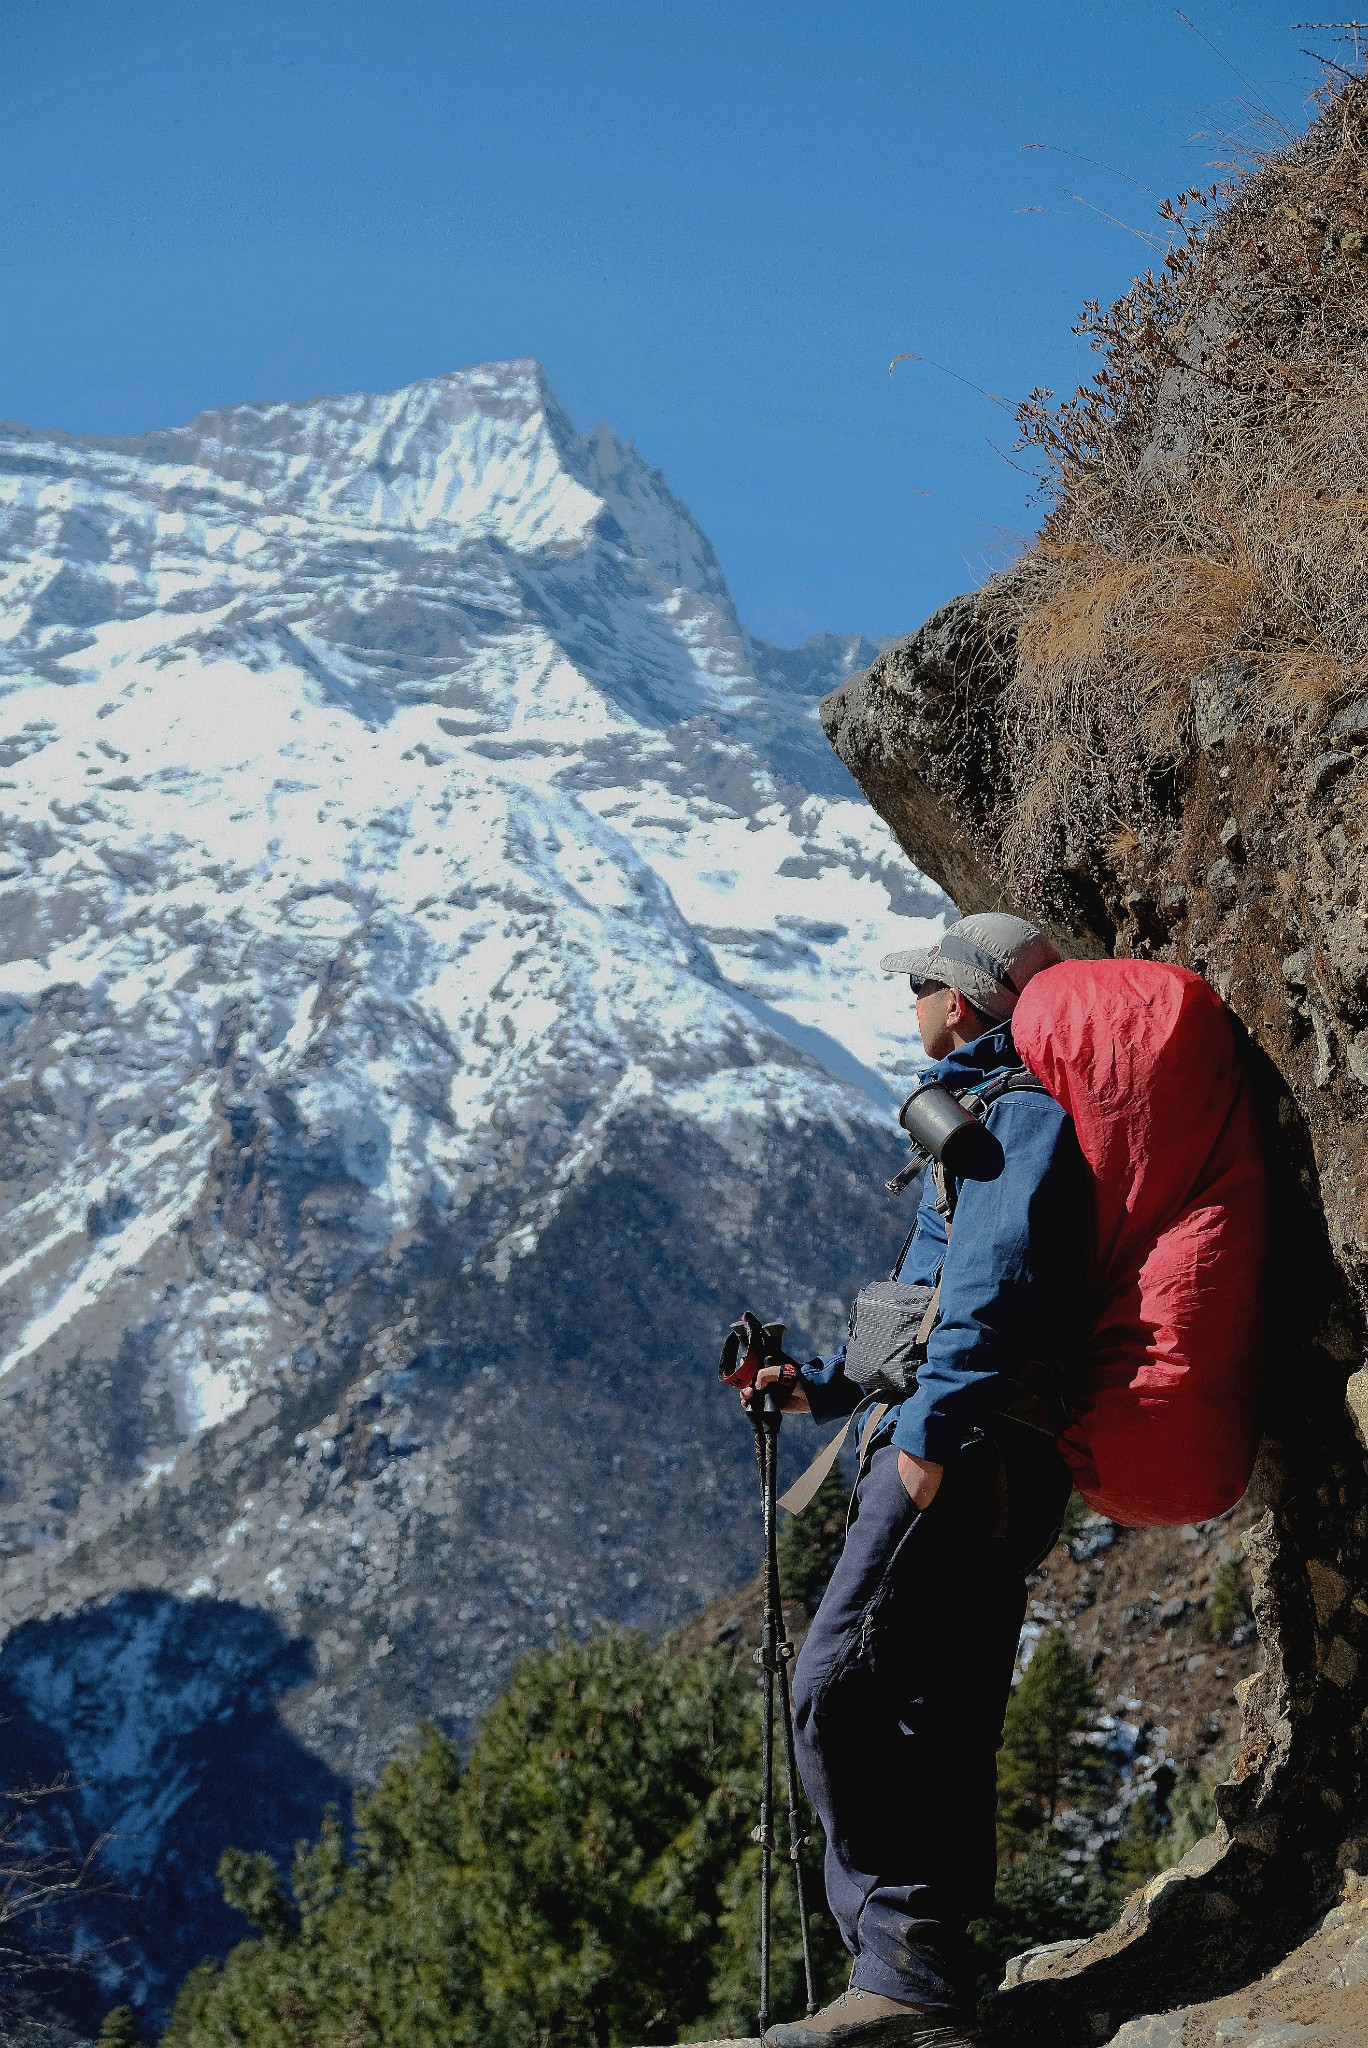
[721,1311,819,2032]
[765,1395,819,2022]
[750,1328,818,2034]
[750,1397,777,2037]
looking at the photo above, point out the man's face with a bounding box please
[914,979,958,1061]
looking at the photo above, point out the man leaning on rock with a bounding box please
[752,913,1086,2048]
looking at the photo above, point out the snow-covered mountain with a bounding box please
[0,360,947,2010]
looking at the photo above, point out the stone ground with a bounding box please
[636,1886,1368,2048]
[639,1896,1368,2048]
[1100,1881,1368,2045]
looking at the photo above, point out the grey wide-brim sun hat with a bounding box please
[880,912,1060,1024]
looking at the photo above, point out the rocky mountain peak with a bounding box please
[0,358,948,2016]
[81,356,609,550]
[581,420,732,603]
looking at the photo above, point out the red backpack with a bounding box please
[1012,958,1266,1527]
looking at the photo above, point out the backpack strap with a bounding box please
[888,1219,919,1283]
[935,1070,1052,1231]
[777,1394,882,1515]
[961,1070,1052,1113]
[916,1068,1053,1322]
[916,1282,942,1348]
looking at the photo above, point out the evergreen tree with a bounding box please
[1110,1788,1167,1894]
[977,1627,1121,1982]
[970,1837,1116,1993]
[1208,1560,1251,1643]
[996,1630,1108,1854]
[1056,1491,1089,1552]
[160,1726,478,2048]
[1164,1754,1225,1866]
[218,1847,298,1942]
[97,2009,142,2048]
[776,1468,850,1618]
[708,1813,848,2031]
[455,1632,755,2046]
[157,1635,832,2048]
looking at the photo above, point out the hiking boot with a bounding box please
[761,1987,973,2048]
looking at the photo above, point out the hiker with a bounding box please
[751,912,1087,2048]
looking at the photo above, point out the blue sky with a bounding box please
[1,1,1335,644]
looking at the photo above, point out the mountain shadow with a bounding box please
[0,1591,349,2030]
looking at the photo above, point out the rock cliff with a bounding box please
[821,77,1368,2047]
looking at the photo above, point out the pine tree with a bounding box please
[1057,1491,1089,1552]
[970,1837,1116,1994]
[974,1628,1123,1987]
[1111,1788,1168,1893]
[456,1632,757,2046]
[1164,1754,1226,1866]
[158,1636,829,2048]
[997,1629,1109,1855]
[96,2009,141,2048]
[161,1727,479,2048]
[776,1467,850,1617]
[708,1806,848,2030]
[217,1846,298,1942]
[1208,1559,1251,1643]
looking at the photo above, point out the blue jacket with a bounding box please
[800,1022,1089,1463]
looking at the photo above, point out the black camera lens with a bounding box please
[898,1084,1004,1182]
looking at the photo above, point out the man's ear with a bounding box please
[945,988,986,1036]
[945,987,972,1028]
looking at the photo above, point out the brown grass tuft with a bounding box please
[986,74,1368,902]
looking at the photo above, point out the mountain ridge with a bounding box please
[0,357,946,2015]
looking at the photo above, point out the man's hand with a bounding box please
[752,1362,811,1415]
[897,1450,943,1508]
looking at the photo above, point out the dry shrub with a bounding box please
[993,74,1368,901]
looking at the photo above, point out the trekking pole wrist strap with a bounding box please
[778,1395,889,1515]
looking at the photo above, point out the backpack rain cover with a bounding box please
[1012,958,1265,1527]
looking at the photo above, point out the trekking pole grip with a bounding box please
[761,1322,788,1430]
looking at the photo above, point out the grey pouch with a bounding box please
[843,1278,938,1400]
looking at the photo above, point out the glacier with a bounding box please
[0,358,948,2011]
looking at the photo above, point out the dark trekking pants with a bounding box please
[791,1424,1072,2015]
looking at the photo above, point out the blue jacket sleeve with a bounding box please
[797,1346,862,1422]
[890,1093,1088,1464]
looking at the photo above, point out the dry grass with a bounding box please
[991,75,1368,901]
